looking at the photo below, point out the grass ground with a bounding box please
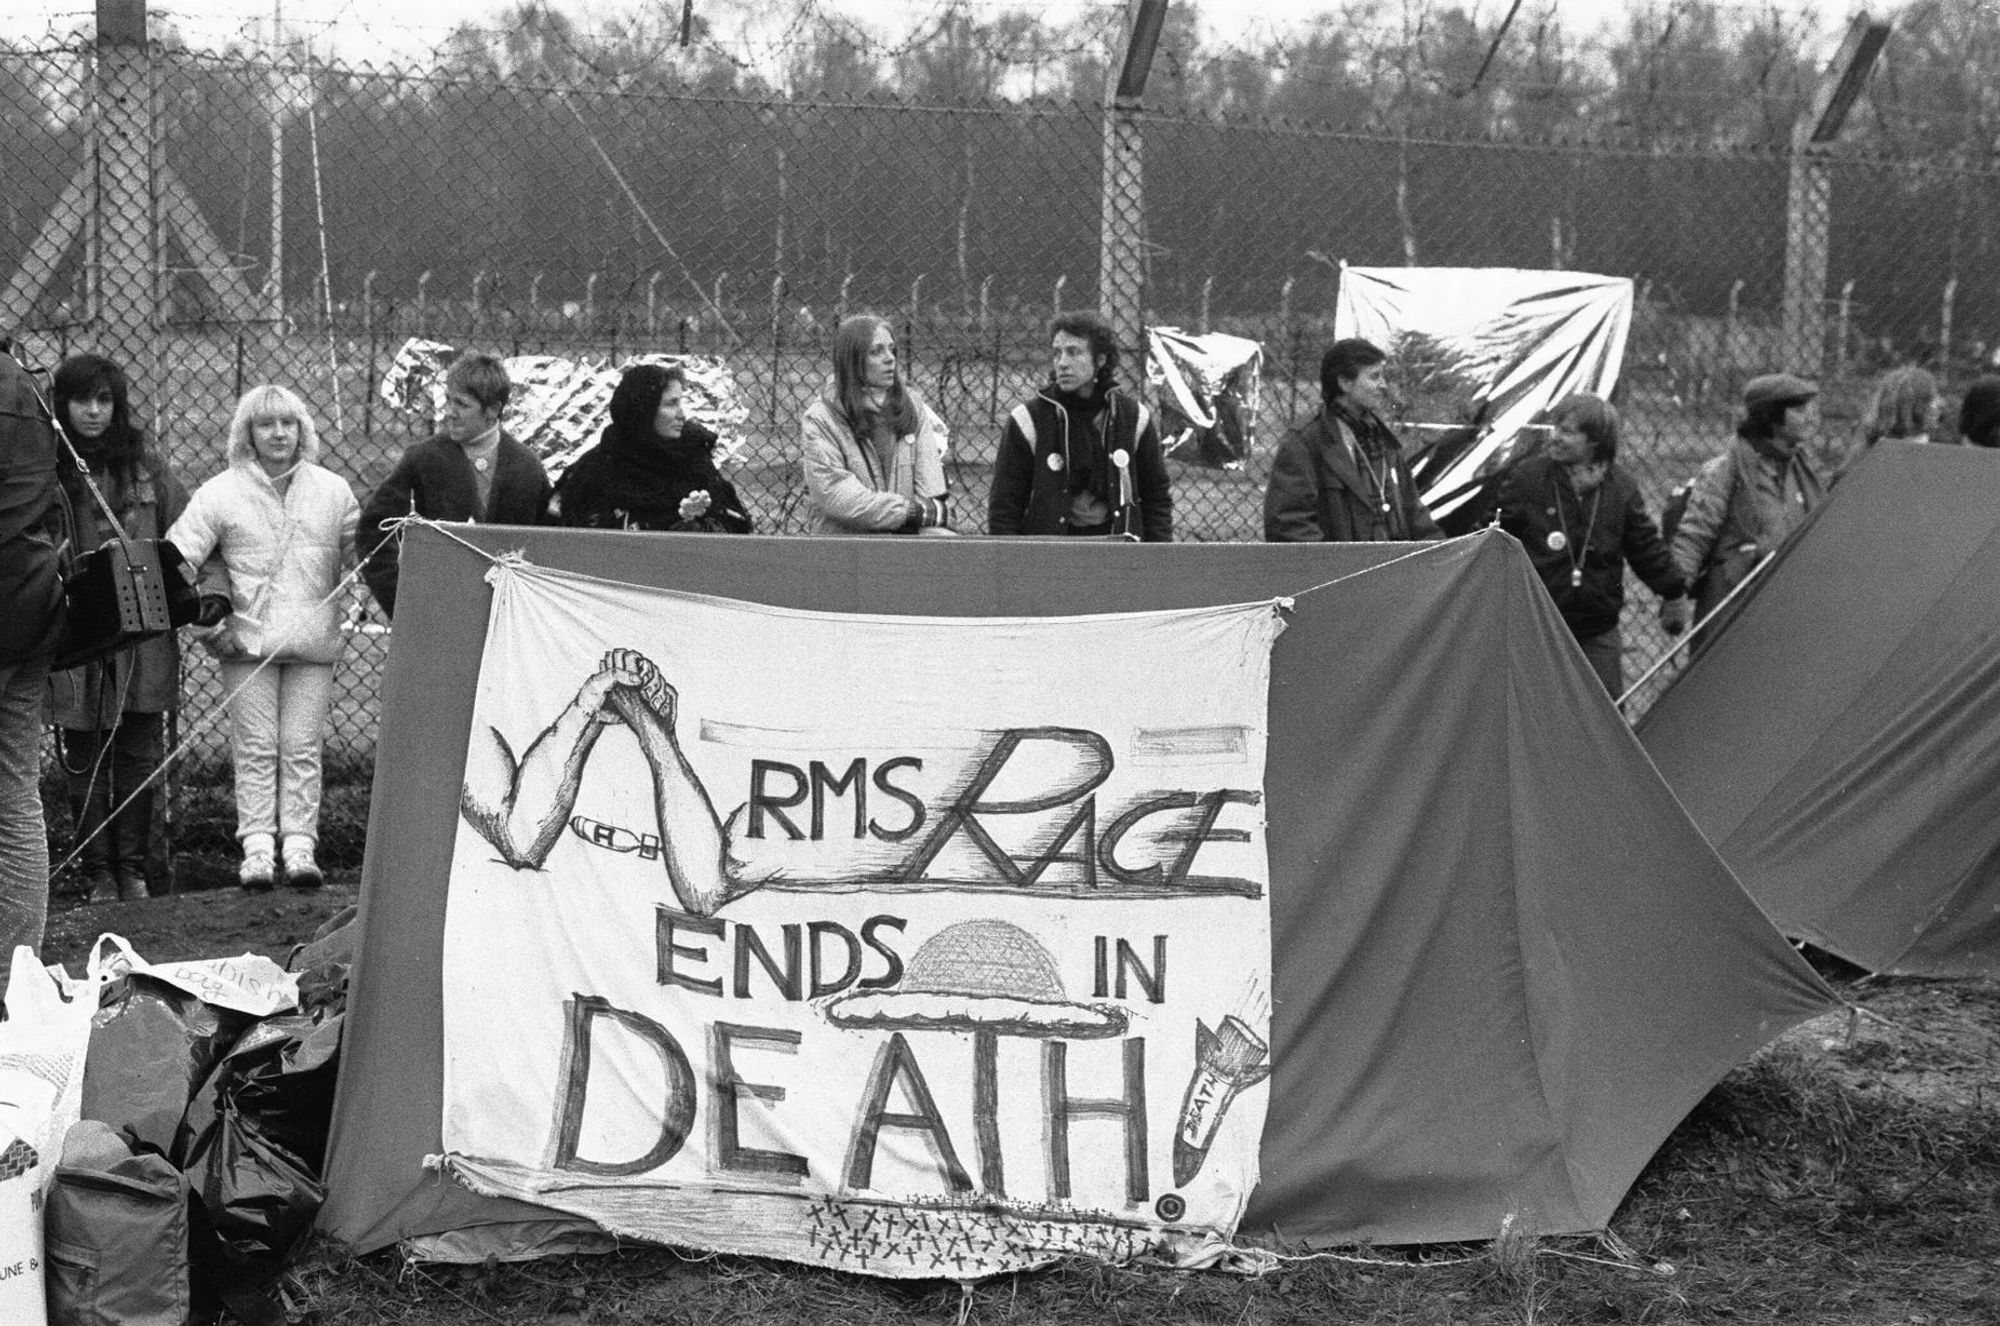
[41,877,2000,1326]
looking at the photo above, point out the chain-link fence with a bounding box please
[6,36,1999,871]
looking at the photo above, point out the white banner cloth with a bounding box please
[437,561,1282,1276]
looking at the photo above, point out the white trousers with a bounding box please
[221,660,336,844]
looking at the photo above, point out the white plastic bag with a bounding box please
[85,935,298,1019]
[0,947,104,1326]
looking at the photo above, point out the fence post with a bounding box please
[362,269,379,441]
[529,271,544,333]
[1200,275,1213,334]
[1726,278,1744,374]
[265,50,285,330]
[94,0,159,387]
[712,273,727,335]
[472,269,488,335]
[648,271,663,339]
[980,275,997,420]
[1837,279,1855,376]
[1053,274,1067,319]
[416,269,431,335]
[1100,0,1163,356]
[1781,142,1831,378]
[1941,276,1958,372]
[1279,275,1296,421]
[1099,96,1144,352]
[838,272,853,322]
[584,272,600,336]
[1782,19,1890,380]
[770,274,785,426]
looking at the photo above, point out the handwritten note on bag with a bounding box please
[89,938,299,1018]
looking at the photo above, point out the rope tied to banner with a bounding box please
[1281,531,1482,605]
[481,547,537,591]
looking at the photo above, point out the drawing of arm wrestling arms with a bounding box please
[459,647,736,915]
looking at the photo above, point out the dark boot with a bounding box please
[111,784,155,901]
[63,730,115,902]
[282,836,323,890]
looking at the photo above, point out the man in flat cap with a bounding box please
[1671,372,1826,628]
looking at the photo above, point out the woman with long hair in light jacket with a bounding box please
[799,314,952,535]
[168,385,359,891]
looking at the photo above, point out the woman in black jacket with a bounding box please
[1484,393,1691,695]
[49,354,193,901]
[548,363,753,534]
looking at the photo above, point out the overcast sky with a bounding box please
[5,0,1876,65]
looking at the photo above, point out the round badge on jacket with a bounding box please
[1047,454,1063,472]
[1545,530,1567,552]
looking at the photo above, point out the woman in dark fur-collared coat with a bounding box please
[548,363,753,535]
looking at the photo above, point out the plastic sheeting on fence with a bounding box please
[1144,328,1264,470]
[377,337,751,478]
[1334,267,1633,521]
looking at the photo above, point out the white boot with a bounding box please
[239,833,277,891]
[282,834,323,890]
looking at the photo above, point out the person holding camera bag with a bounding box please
[47,354,224,903]
[167,384,358,892]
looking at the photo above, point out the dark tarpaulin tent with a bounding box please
[1640,440,2000,978]
[320,525,1832,1257]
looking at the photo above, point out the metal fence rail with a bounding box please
[6,37,1998,864]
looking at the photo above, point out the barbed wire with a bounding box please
[10,0,2000,157]
[14,0,1856,63]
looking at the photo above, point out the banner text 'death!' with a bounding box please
[436,563,1282,1276]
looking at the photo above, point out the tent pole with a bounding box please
[1618,550,1777,711]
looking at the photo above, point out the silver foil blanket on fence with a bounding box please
[378,337,751,478]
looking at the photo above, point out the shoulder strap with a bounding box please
[1009,403,1037,451]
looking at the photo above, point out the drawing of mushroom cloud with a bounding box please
[378,337,750,479]
[825,918,1128,1039]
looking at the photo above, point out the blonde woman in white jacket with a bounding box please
[168,385,359,890]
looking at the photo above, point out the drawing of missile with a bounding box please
[1171,1015,1272,1187]
[568,815,661,860]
